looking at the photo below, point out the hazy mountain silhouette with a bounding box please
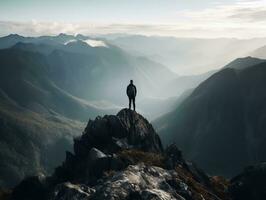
[0,89,84,187]
[0,33,79,49]
[155,57,266,177]
[223,56,265,70]
[0,48,113,120]
[250,45,266,59]
[109,35,266,74]
[6,35,177,103]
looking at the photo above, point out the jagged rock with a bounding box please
[88,155,126,180]
[88,163,186,200]
[49,182,95,200]
[185,162,211,187]
[50,164,189,200]
[74,109,163,157]
[164,144,210,188]
[89,148,108,161]
[165,143,184,169]
[54,109,164,184]
[229,163,266,200]
[117,109,163,153]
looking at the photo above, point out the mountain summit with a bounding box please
[73,108,164,157]
[12,109,229,200]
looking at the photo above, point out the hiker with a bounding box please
[126,80,137,111]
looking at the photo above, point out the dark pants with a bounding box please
[128,97,135,111]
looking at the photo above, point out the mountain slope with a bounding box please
[45,40,177,103]
[0,48,112,120]
[250,45,266,59]
[0,89,84,187]
[7,35,177,103]
[0,46,116,187]
[155,59,266,177]
[223,56,265,70]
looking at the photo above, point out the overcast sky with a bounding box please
[0,0,266,38]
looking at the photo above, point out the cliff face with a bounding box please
[12,109,229,200]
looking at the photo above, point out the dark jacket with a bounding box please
[127,84,137,98]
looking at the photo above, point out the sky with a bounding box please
[0,0,266,38]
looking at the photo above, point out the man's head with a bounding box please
[130,80,133,84]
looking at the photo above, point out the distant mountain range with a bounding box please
[0,34,178,102]
[109,35,266,74]
[155,57,266,177]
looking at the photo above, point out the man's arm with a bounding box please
[134,85,137,96]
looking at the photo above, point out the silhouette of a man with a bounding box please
[126,80,137,111]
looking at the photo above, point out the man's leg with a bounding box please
[129,97,132,110]
[133,97,135,111]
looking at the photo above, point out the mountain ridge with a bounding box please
[155,58,266,177]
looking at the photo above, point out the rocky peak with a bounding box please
[12,109,230,200]
[117,109,163,152]
[74,108,163,157]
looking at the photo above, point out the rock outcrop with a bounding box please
[229,163,266,200]
[52,109,164,184]
[74,108,163,156]
[12,109,230,200]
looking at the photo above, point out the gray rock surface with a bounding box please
[50,164,191,200]
[89,148,108,161]
[50,182,95,200]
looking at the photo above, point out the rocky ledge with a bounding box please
[12,109,231,200]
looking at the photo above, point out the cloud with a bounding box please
[171,0,266,37]
[179,0,266,23]
[0,1,266,39]
[229,7,266,22]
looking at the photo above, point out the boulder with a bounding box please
[89,148,108,161]
[165,143,184,169]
